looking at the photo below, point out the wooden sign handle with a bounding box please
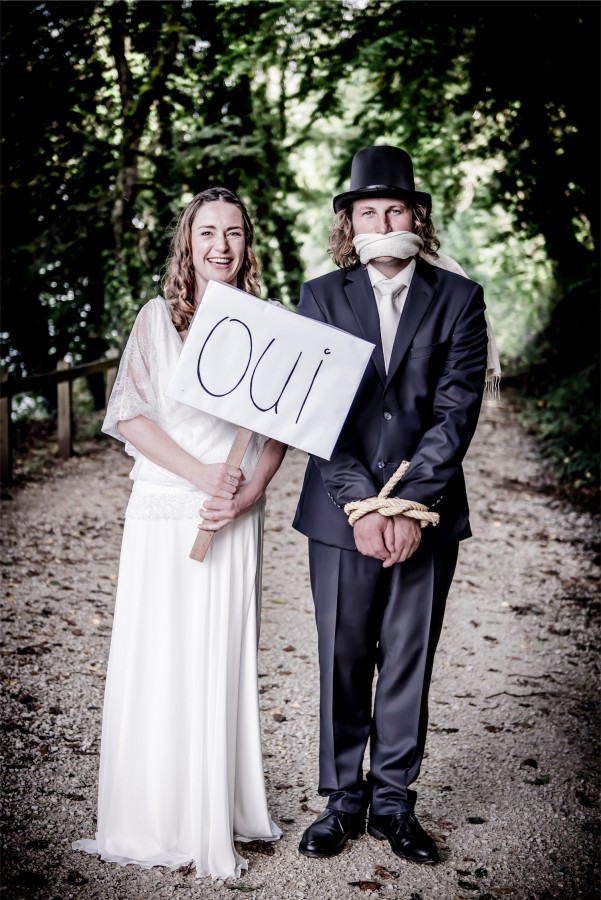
[189,426,255,562]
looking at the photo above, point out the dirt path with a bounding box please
[1,400,599,900]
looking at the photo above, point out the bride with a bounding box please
[73,187,286,880]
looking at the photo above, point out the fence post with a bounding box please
[105,348,120,407]
[0,374,12,484]
[57,360,72,460]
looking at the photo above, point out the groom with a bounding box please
[292,145,488,865]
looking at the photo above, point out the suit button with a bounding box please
[377,460,386,469]
[383,411,392,420]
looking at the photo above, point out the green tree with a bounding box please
[1,0,597,490]
[1,0,306,386]
[289,0,599,372]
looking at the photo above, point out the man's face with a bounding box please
[351,197,413,237]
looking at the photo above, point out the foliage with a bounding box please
[516,362,600,493]
[441,204,556,365]
[289,0,599,366]
[1,0,598,491]
[1,1,113,389]
[1,0,308,382]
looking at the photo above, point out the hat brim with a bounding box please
[333,186,432,214]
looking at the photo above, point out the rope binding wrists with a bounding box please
[343,461,440,529]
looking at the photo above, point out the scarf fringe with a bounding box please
[484,374,502,406]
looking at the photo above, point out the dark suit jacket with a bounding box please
[292,258,488,550]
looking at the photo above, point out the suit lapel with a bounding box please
[345,268,386,384]
[385,261,436,387]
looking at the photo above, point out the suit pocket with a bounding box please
[409,340,449,360]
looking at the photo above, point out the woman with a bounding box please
[73,187,287,880]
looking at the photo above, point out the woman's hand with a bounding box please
[196,463,244,499]
[197,438,287,532]
[198,484,259,531]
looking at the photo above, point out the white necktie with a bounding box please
[376,280,405,372]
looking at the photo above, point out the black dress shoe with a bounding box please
[367,811,439,865]
[299,808,365,858]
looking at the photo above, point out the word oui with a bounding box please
[196,316,331,425]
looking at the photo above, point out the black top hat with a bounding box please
[333,145,432,214]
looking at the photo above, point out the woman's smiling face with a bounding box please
[191,200,246,298]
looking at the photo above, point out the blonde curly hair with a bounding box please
[328,202,440,270]
[162,187,262,332]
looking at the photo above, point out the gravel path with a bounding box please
[1,399,599,900]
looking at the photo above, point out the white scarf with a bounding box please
[351,232,501,399]
[352,231,424,264]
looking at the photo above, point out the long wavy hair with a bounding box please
[328,201,440,270]
[162,187,262,332]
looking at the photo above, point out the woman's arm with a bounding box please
[117,415,244,499]
[198,438,288,531]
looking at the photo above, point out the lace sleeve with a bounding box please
[102,301,162,445]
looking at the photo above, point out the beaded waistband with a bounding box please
[125,482,205,520]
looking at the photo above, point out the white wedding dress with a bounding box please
[73,297,281,880]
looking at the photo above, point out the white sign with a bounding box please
[165,280,374,460]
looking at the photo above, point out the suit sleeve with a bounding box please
[297,282,379,506]
[390,282,488,508]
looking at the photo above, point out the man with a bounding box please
[292,145,488,865]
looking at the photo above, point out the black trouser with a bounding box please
[308,538,459,816]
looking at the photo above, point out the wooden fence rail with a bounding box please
[0,355,121,484]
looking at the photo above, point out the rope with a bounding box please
[343,460,440,529]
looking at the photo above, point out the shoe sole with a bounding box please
[298,829,364,859]
[366,823,439,865]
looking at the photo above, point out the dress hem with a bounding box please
[72,827,282,882]
[72,840,249,881]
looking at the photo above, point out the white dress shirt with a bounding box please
[367,259,416,371]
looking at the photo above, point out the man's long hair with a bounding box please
[162,187,262,332]
[328,202,440,270]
